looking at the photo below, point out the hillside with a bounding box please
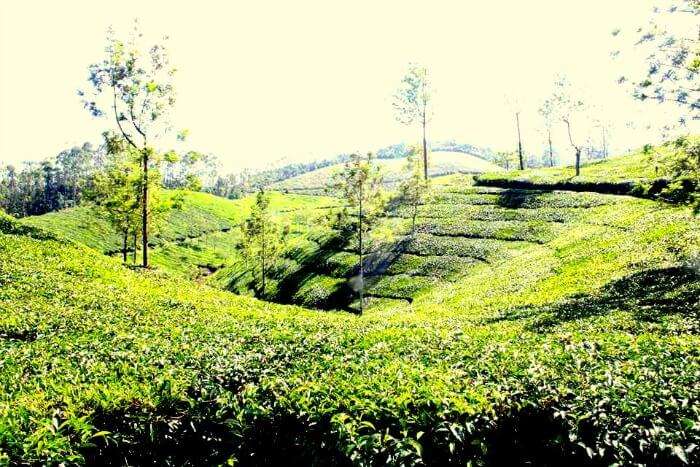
[271,150,503,194]
[212,171,700,312]
[1,170,699,465]
[3,142,700,465]
[20,191,339,279]
[476,137,699,204]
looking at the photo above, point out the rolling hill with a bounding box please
[20,190,339,279]
[271,150,503,194]
[2,140,699,465]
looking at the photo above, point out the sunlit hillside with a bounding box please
[271,151,503,194]
[1,1,699,464]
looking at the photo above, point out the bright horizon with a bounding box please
[0,0,696,172]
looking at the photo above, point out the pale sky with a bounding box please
[0,0,697,171]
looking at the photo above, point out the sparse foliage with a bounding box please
[394,64,432,180]
[494,151,519,170]
[614,0,699,124]
[550,76,588,176]
[396,148,429,234]
[330,153,385,314]
[80,21,178,267]
[239,188,287,298]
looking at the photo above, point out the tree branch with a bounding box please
[112,79,138,150]
[563,118,579,151]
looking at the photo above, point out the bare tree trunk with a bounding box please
[564,119,581,177]
[422,116,428,180]
[601,127,607,158]
[142,149,149,268]
[261,223,266,298]
[358,180,364,315]
[516,112,524,170]
[122,230,128,263]
[132,231,137,264]
[575,148,581,177]
[411,203,417,234]
[548,130,554,167]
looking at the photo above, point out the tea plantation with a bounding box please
[1,158,699,464]
[476,137,700,205]
[20,191,339,280]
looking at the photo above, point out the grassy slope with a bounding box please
[476,138,698,189]
[213,174,664,310]
[20,190,338,279]
[271,151,503,193]
[1,175,699,464]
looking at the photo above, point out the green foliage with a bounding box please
[395,149,429,233]
[0,143,101,217]
[238,189,288,297]
[393,63,432,126]
[81,22,181,267]
[0,178,698,464]
[88,144,143,260]
[271,151,502,193]
[20,190,336,279]
[330,153,387,312]
[292,275,347,308]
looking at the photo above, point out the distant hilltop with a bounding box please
[236,141,499,190]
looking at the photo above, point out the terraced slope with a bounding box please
[270,151,503,194]
[1,180,698,465]
[20,190,338,279]
[212,173,700,315]
[476,137,699,202]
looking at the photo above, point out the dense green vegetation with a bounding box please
[2,148,698,464]
[21,191,338,279]
[2,2,698,463]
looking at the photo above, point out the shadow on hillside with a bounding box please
[82,395,691,466]
[489,267,700,331]
[494,189,548,209]
[362,236,412,277]
[275,233,354,310]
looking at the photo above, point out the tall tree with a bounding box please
[80,21,178,268]
[539,98,557,167]
[506,96,526,170]
[394,64,432,180]
[239,188,286,298]
[515,112,525,170]
[331,153,385,314]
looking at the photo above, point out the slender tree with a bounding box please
[551,76,587,176]
[539,98,557,167]
[331,153,385,314]
[394,64,432,180]
[80,21,178,267]
[239,188,286,298]
[515,112,525,170]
